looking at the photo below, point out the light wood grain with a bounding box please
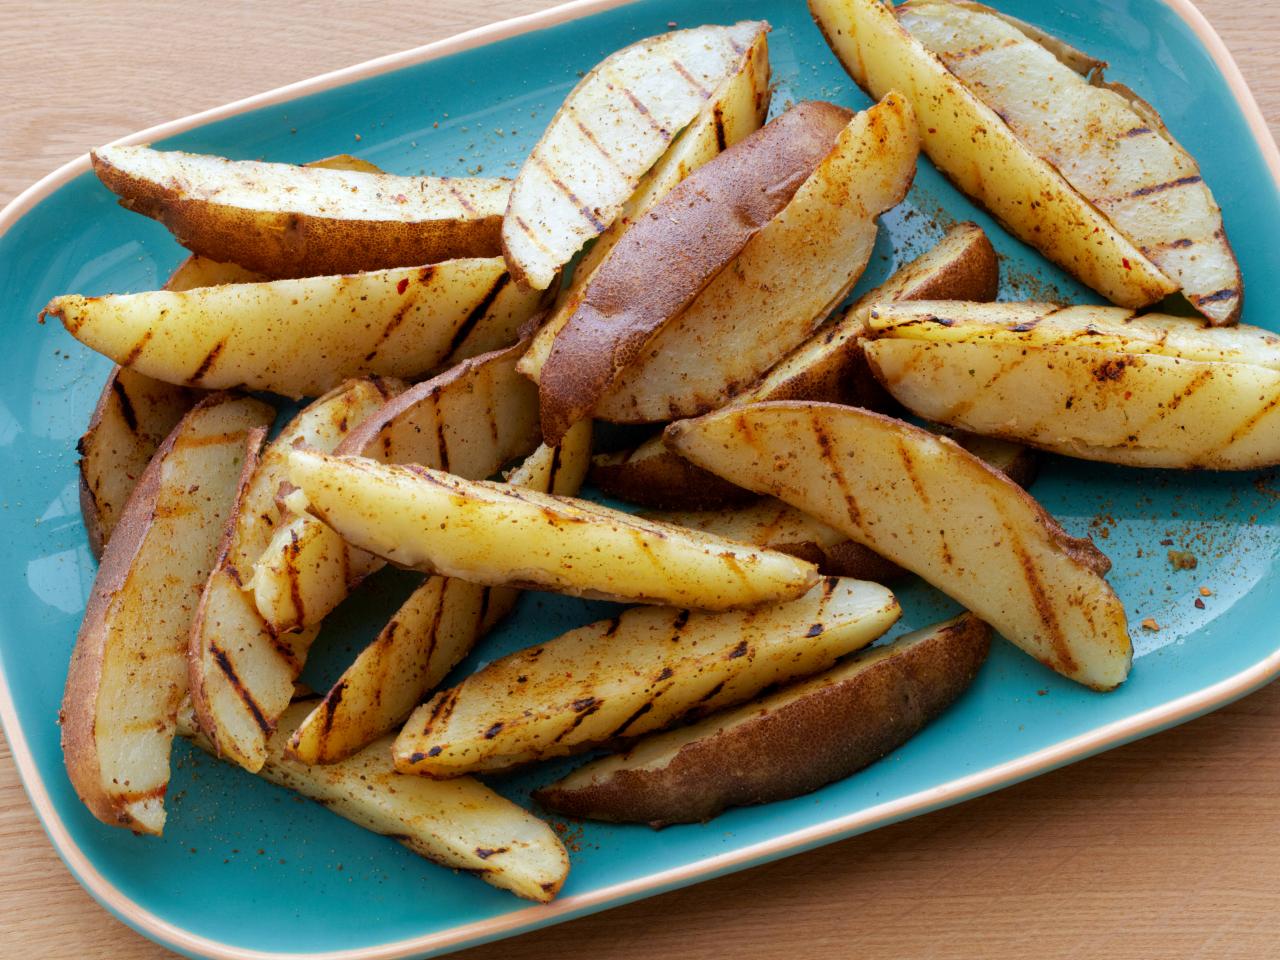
[2,2,1278,958]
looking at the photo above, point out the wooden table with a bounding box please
[2,2,1277,957]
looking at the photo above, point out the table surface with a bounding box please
[3,1,1278,957]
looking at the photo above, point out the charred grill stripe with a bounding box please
[620,86,671,140]
[115,784,168,804]
[1190,287,1239,305]
[569,112,618,168]
[551,699,602,743]
[812,419,862,527]
[1125,175,1203,199]
[695,679,727,704]
[533,154,606,231]
[190,339,226,382]
[211,645,272,735]
[896,438,929,505]
[320,681,346,735]
[1003,514,1077,673]
[447,273,510,357]
[669,58,711,97]
[608,700,653,738]
[435,416,450,472]
[1223,391,1280,447]
[445,181,477,215]
[285,532,306,630]
[713,105,727,152]
[601,616,622,637]
[365,300,414,362]
[513,214,553,254]
[475,846,508,860]
[121,329,153,367]
[110,377,139,433]
[425,688,460,730]
[422,583,447,664]
[547,442,565,490]
[1121,125,1153,138]
[1164,368,1214,413]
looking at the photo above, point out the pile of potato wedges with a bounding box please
[44,0,1268,903]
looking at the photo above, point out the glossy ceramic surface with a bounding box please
[1,0,1278,957]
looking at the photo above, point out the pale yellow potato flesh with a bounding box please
[393,576,900,777]
[518,29,771,383]
[46,258,543,398]
[502,21,770,291]
[92,145,509,278]
[666,402,1132,690]
[288,450,819,610]
[593,92,918,422]
[177,700,569,902]
[188,379,402,772]
[287,420,593,765]
[808,0,1174,308]
[61,394,275,834]
[865,303,1280,469]
[898,0,1241,325]
[250,341,540,634]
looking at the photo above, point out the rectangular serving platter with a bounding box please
[2,0,1279,957]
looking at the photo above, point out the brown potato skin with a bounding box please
[538,101,854,444]
[91,152,503,280]
[784,537,907,582]
[589,445,756,511]
[535,615,991,827]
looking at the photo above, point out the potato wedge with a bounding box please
[518,28,771,384]
[286,420,593,765]
[592,92,919,423]
[537,100,853,443]
[92,145,509,278]
[809,0,1175,309]
[288,450,819,610]
[865,301,1280,469]
[177,699,568,901]
[535,614,989,826]
[666,402,1131,689]
[393,576,900,777]
[188,378,402,772]
[897,0,1241,324]
[588,224,1000,511]
[61,393,274,834]
[502,21,770,291]
[45,258,544,399]
[251,342,540,634]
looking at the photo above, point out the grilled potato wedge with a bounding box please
[896,0,1241,324]
[518,28,771,384]
[393,576,900,777]
[865,301,1280,469]
[588,223,1000,511]
[287,420,593,765]
[251,340,540,634]
[810,0,1175,310]
[666,402,1132,690]
[536,614,989,826]
[502,21,770,291]
[92,145,509,278]
[188,378,401,772]
[61,394,274,834]
[537,100,853,443]
[288,451,819,610]
[592,92,919,423]
[45,258,543,399]
[177,699,568,901]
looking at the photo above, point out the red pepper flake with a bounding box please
[1194,598,1206,609]
[396,278,409,295]
[1141,617,1161,632]
[1036,689,1048,696]
[927,127,937,134]
[1122,257,1132,270]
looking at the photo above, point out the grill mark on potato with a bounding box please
[190,339,226,382]
[551,697,603,743]
[1006,524,1077,674]
[895,438,929,505]
[446,272,510,357]
[475,846,509,860]
[444,181,477,215]
[211,644,272,735]
[618,85,671,140]
[547,441,565,489]
[1121,125,1152,138]
[669,58,711,97]
[110,376,140,433]
[424,688,459,732]
[713,105,728,152]
[436,417,451,473]
[364,300,414,362]
[1124,175,1204,199]
[121,329,154,367]
[513,214,553,254]
[114,784,168,805]
[608,700,653,738]
[320,680,346,736]
[1190,287,1239,306]
[568,111,618,168]
[1223,391,1280,448]
[285,529,306,628]
[533,154,606,231]
[812,418,862,527]
[1164,368,1214,413]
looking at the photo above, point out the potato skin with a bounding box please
[91,152,503,279]
[535,615,990,827]
[538,101,853,443]
[589,441,756,511]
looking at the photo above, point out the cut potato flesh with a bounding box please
[393,576,900,777]
[92,145,509,278]
[666,402,1132,689]
[46,258,543,399]
[898,0,1241,325]
[288,451,819,610]
[287,420,592,765]
[593,92,918,422]
[866,303,1280,469]
[538,100,853,443]
[61,394,275,834]
[518,28,771,383]
[809,0,1174,308]
[502,21,770,291]
[188,379,401,772]
[251,342,540,634]
[177,700,568,902]
[535,614,989,826]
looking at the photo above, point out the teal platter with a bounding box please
[1,0,1278,957]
